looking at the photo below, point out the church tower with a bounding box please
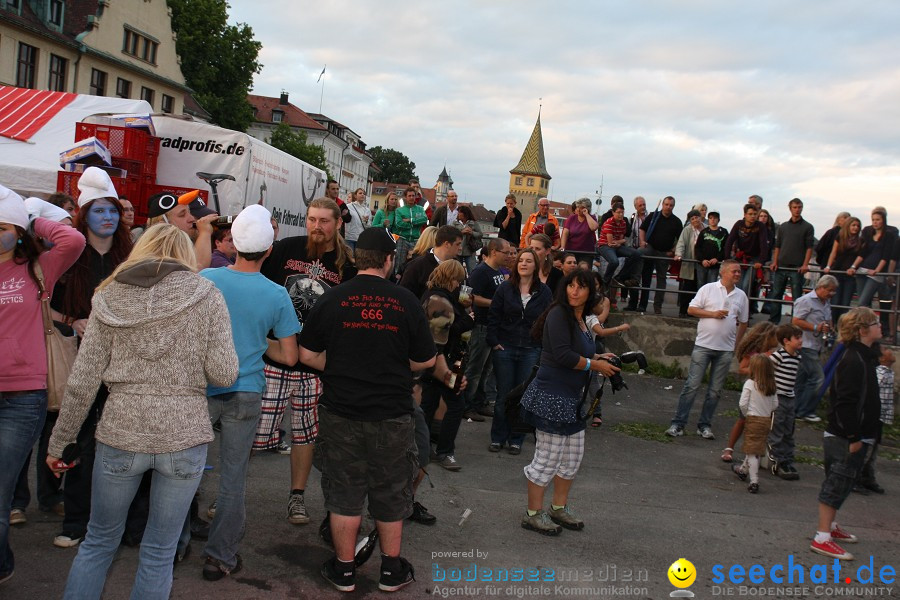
[434,165,453,204]
[508,111,551,216]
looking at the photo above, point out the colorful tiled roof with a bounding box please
[510,114,551,180]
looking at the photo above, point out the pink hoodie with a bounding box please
[0,218,85,392]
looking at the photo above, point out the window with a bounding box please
[123,27,159,65]
[526,177,534,187]
[48,0,63,27]
[5,0,21,14]
[514,177,522,186]
[48,54,67,91]
[161,94,174,114]
[89,68,106,95]
[140,86,154,107]
[116,77,131,98]
[272,109,283,123]
[541,179,547,189]
[16,43,37,88]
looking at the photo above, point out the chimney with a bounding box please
[279,91,289,105]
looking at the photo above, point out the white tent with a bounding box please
[0,86,150,197]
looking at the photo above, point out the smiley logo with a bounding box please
[668,558,696,588]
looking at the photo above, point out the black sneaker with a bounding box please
[408,501,437,525]
[775,463,800,481]
[202,554,242,581]
[379,556,415,592]
[321,557,356,592]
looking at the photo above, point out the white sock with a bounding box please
[815,531,831,544]
[830,521,839,531]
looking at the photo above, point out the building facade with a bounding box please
[246,92,374,197]
[508,111,551,217]
[1,0,190,113]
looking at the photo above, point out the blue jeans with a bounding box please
[597,245,642,283]
[491,345,541,446]
[768,269,805,324]
[794,347,824,418]
[63,442,207,600]
[670,346,733,430]
[832,274,856,322]
[204,391,261,570]
[855,275,886,308]
[739,264,756,297]
[695,264,720,288]
[0,390,47,577]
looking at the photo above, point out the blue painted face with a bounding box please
[85,199,120,237]
[0,230,17,253]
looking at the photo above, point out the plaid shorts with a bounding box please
[253,364,321,450]
[818,435,867,510]
[523,430,585,486]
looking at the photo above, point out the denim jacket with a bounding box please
[486,280,552,348]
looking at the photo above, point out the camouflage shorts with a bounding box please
[315,407,418,522]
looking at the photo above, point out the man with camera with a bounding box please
[666,260,749,439]
[792,275,839,422]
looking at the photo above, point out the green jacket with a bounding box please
[373,208,402,237]
[395,204,428,242]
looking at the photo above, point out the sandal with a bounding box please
[590,416,603,428]
[721,447,734,463]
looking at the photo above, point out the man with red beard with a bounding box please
[257,198,357,526]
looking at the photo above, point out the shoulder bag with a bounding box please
[33,262,78,412]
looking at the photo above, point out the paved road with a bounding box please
[6,373,898,599]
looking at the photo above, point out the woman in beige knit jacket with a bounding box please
[47,224,238,600]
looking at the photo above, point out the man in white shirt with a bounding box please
[666,260,749,439]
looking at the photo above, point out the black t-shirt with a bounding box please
[299,275,436,420]
[50,245,117,320]
[695,227,728,262]
[398,252,439,300]
[640,211,683,251]
[261,236,357,371]
[467,262,505,324]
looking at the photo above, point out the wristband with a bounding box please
[583,359,591,372]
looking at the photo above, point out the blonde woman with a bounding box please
[809,306,882,561]
[373,192,400,236]
[47,224,238,600]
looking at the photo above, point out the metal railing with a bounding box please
[595,253,899,342]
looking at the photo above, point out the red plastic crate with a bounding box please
[75,123,160,174]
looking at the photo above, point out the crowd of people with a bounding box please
[1,176,897,596]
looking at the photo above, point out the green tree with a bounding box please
[368,146,417,183]
[267,123,332,179]
[168,0,262,132]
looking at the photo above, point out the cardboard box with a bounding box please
[62,163,127,178]
[59,136,112,167]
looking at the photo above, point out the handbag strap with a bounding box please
[32,262,55,337]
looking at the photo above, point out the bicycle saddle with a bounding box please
[196,172,236,184]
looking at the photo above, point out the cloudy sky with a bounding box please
[230,1,900,233]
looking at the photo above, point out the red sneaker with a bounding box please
[810,539,853,560]
[830,526,858,543]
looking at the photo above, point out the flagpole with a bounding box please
[317,64,326,113]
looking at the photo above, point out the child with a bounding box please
[721,322,778,462]
[732,355,778,493]
[585,276,630,428]
[768,324,804,481]
[856,343,895,494]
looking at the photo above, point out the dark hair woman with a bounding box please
[486,248,553,455]
[518,270,620,535]
[0,186,85,583]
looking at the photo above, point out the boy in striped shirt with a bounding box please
[768,324,804,480]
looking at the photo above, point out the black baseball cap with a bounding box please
[356,227,397,252]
